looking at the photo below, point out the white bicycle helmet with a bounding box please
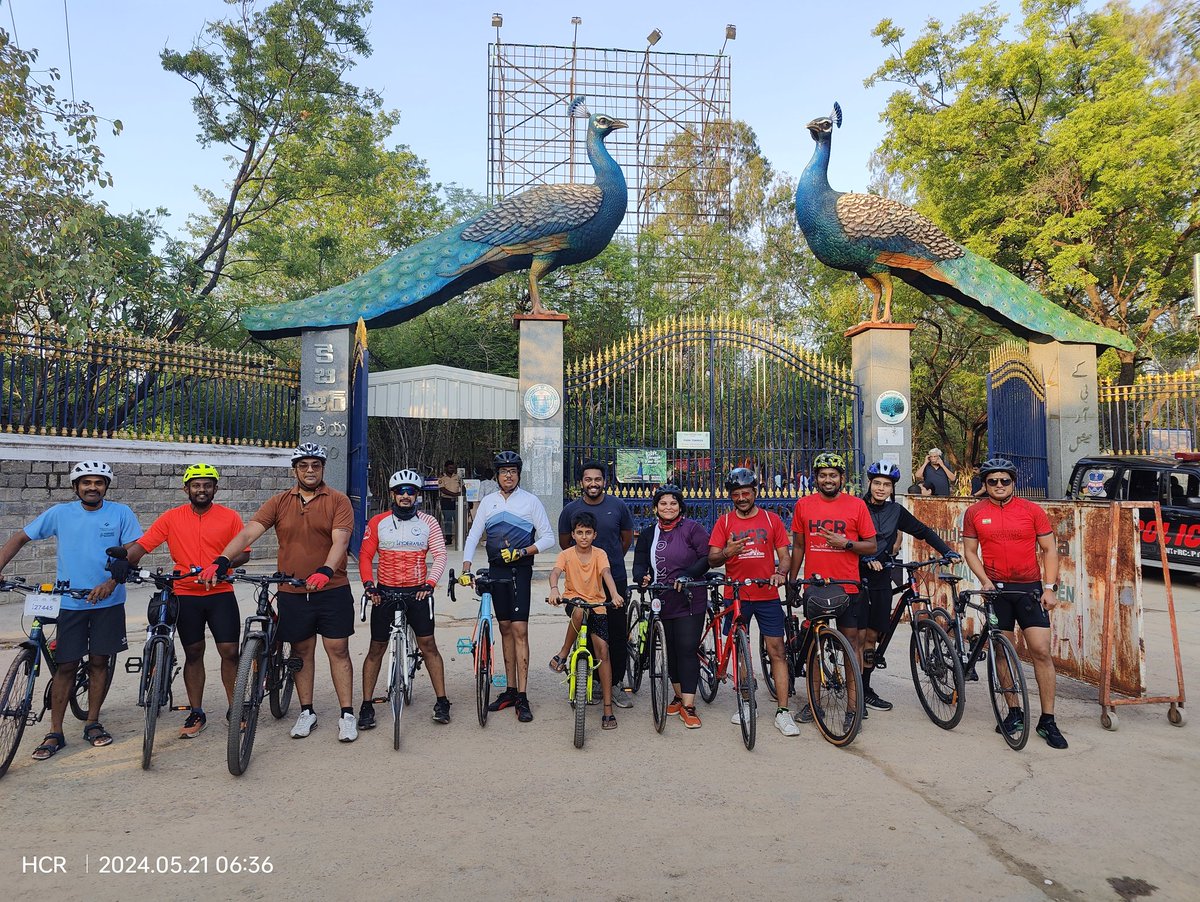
[291,442,328,465]
[70,460,114,484]
[389,468,424,491]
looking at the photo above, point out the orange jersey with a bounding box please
[135,503,248,596]
[360,510,447,588]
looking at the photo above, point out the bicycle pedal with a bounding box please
[456,637,473,654]
[125,657,143,673]
[875,657,888,671]
[492,675,507,688]
[370,696,388,704]
[284,656,303,674]
[169,705,191,712]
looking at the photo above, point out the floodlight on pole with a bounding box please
[647,28,662,46]
[720,24,736,55]
[491,13,503,28]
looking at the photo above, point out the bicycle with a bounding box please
[933,573,1032,751]
[628,582,676,733]
[695,575,763,751]
[448,568,512,727]
[359,585,426,750]
[551,596,618,749]
[123,567,204,770]
[226,571,305,776]
[870,557,966,730]
[758,576,864,747]
[0,579,114,778]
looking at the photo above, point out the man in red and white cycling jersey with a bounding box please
[357,468,449,727]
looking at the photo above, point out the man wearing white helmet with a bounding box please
[0,460,141,759]
[357,468,450,728]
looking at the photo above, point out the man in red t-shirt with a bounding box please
[121,464,250,738]
[788,452,877,724]
[707,468,796,736]
[962,457,1067,750]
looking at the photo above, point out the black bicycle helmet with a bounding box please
[866,460,901,482]
[978,457,1017,479]
[652,483,687,512]
[724,467,759,492]
[493,450,523,473]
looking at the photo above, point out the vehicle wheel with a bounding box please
[403,624,418,706]
[70,653,116,721]
[649,619,669,734]
[476,621,492,728]
[807,627,862,747]
[573,654,588,749]
[697,614,719,704]
[734,628,756,750]
[142,638,168,770]
[1168,705,1186,727]
[1100,710,1118,731]
[269,640,295,719]
[228,636,265,776]
[929,607,953,633]
[759,632,776,698]
[987,633,1030,751]
[625,601,646,693]
[0,648,35,779]
[909,619,965,730]
[393,630,407,751]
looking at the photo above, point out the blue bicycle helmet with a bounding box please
[866,460,901,482]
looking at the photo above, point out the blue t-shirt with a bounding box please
[24,500,142,610]
[558,495,634,584]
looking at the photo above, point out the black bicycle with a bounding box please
[0,579,115,778]
[871,557,966,730]
[226,571,305,776]
[628,582,678,733]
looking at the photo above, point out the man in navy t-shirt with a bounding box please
[0,460,141,760]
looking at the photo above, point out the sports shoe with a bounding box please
[515,696,533,723]
[338,712,358,743]
[290,709,318,738]
[1037,719,1068,749]
[864,688,893,711]
[843,711,858,733]
[774,709,801,736]
[432,698,452,724]
[487,687,517,712]
[180,710,207,738]
[667,696,683,716]
[996,708,1024,737]
[680,705,702,729]
[357,702,376,730]
[797,702,815,723]
[730,702,752,724]
[612,691,634,709]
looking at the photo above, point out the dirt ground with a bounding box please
[0,569,1196,902]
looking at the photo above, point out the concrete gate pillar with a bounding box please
[1028,341,1101,498]
[848,323,916,485]
[299,326,355,493]
[515,313,567,533]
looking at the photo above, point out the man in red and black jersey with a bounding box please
[962,458,1067,749]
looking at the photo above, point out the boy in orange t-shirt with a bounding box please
[547,511,623,729]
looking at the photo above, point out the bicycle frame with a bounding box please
[701,580,752,688]
[873,559,950,669]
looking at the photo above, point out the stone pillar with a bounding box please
[1028,341,1100,498]
[848,323,916,485]
[300,327,355,493]
[515,314,567,534]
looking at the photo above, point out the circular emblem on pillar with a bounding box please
[875,390,909,426]
[523,383,560,420]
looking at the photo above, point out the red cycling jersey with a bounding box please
[135,503,248,597]
[709,508,789,601]
[962,496,1051,583]
[791,492,876,592]
[360,510,447,588]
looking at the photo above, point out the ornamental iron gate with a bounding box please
[986,343,1048,498]
[564,315,862,532]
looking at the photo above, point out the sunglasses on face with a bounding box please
[986,477,1013,486]
[393,486,419,496]
[295,461,324,471]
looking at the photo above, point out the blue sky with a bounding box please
[8,0,1030,232]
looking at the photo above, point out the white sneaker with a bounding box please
[775,709,801,737]
[290,710,317,738]
[338,712,358,743]
[730,703,751,724]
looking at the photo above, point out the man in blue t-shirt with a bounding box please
[0,460,141,759]
[557,460,634,703]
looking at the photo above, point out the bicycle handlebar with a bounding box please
[226,570,306,588]
[359,585,425,621]
[125,566,204,589]
[547,596,618,610]
[447,567,513,603]
[791,575,862,589]
[900,555,960,572]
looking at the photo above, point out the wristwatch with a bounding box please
[1044,583,1059,592]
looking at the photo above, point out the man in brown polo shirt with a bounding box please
[205,443,357,742]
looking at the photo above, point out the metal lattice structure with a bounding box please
[487,39,732,294]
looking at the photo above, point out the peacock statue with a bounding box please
[795,103,1134,352]
[242,98,627,338]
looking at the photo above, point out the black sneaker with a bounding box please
[1037,720,1068,749]
[432,699,452,724]
[515,696,533,723]
[864,688,893,711]
[488,687,517,712]
[996,708,1024,736]
[357,702,376,730]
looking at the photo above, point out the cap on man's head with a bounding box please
[928,448,943,457]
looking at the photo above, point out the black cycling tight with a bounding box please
[663,612,705,695]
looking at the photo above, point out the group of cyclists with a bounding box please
[0,441,1070,765]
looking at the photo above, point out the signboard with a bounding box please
[877,426,904,447]
[464,478,481,503]
[616,449,668,484]
[300,328,352,492]
[676,431,711,450]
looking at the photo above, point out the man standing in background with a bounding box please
[437,459,462,546]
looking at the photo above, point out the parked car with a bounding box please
[1068,453,1200,575]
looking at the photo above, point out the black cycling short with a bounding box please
[565,602,610,643]
[836,590,870,632]
[863,570,895,634]
[177,591,241,646]
[55,605,129,663]
[369,587,435,641]
[992,581,1051,632]
[488,564,532,622]
[277,584,354,642]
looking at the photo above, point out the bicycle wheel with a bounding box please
[475,620,492,728]
[758,633,776,698]
[624,600,646,692]
[403,624,418,705]
[227,636,264,776]
[759,619,796,702]
[268,640,295,719]
[141,638,168,770]
[734,628,756,751]
[70,653,116,721]
[392,628,407,751]
[0,648,35,779]
[649,619,670,734]
[807,627,862,747]
[909,619,965,730]
[572,653,588,749]
[696,613,719,703]
[987,632,1030,751]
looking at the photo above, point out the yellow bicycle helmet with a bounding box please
[182,463,220,485]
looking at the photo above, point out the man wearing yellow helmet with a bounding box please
[118,463,250,738]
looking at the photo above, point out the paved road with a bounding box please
[0,572,1195,901]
